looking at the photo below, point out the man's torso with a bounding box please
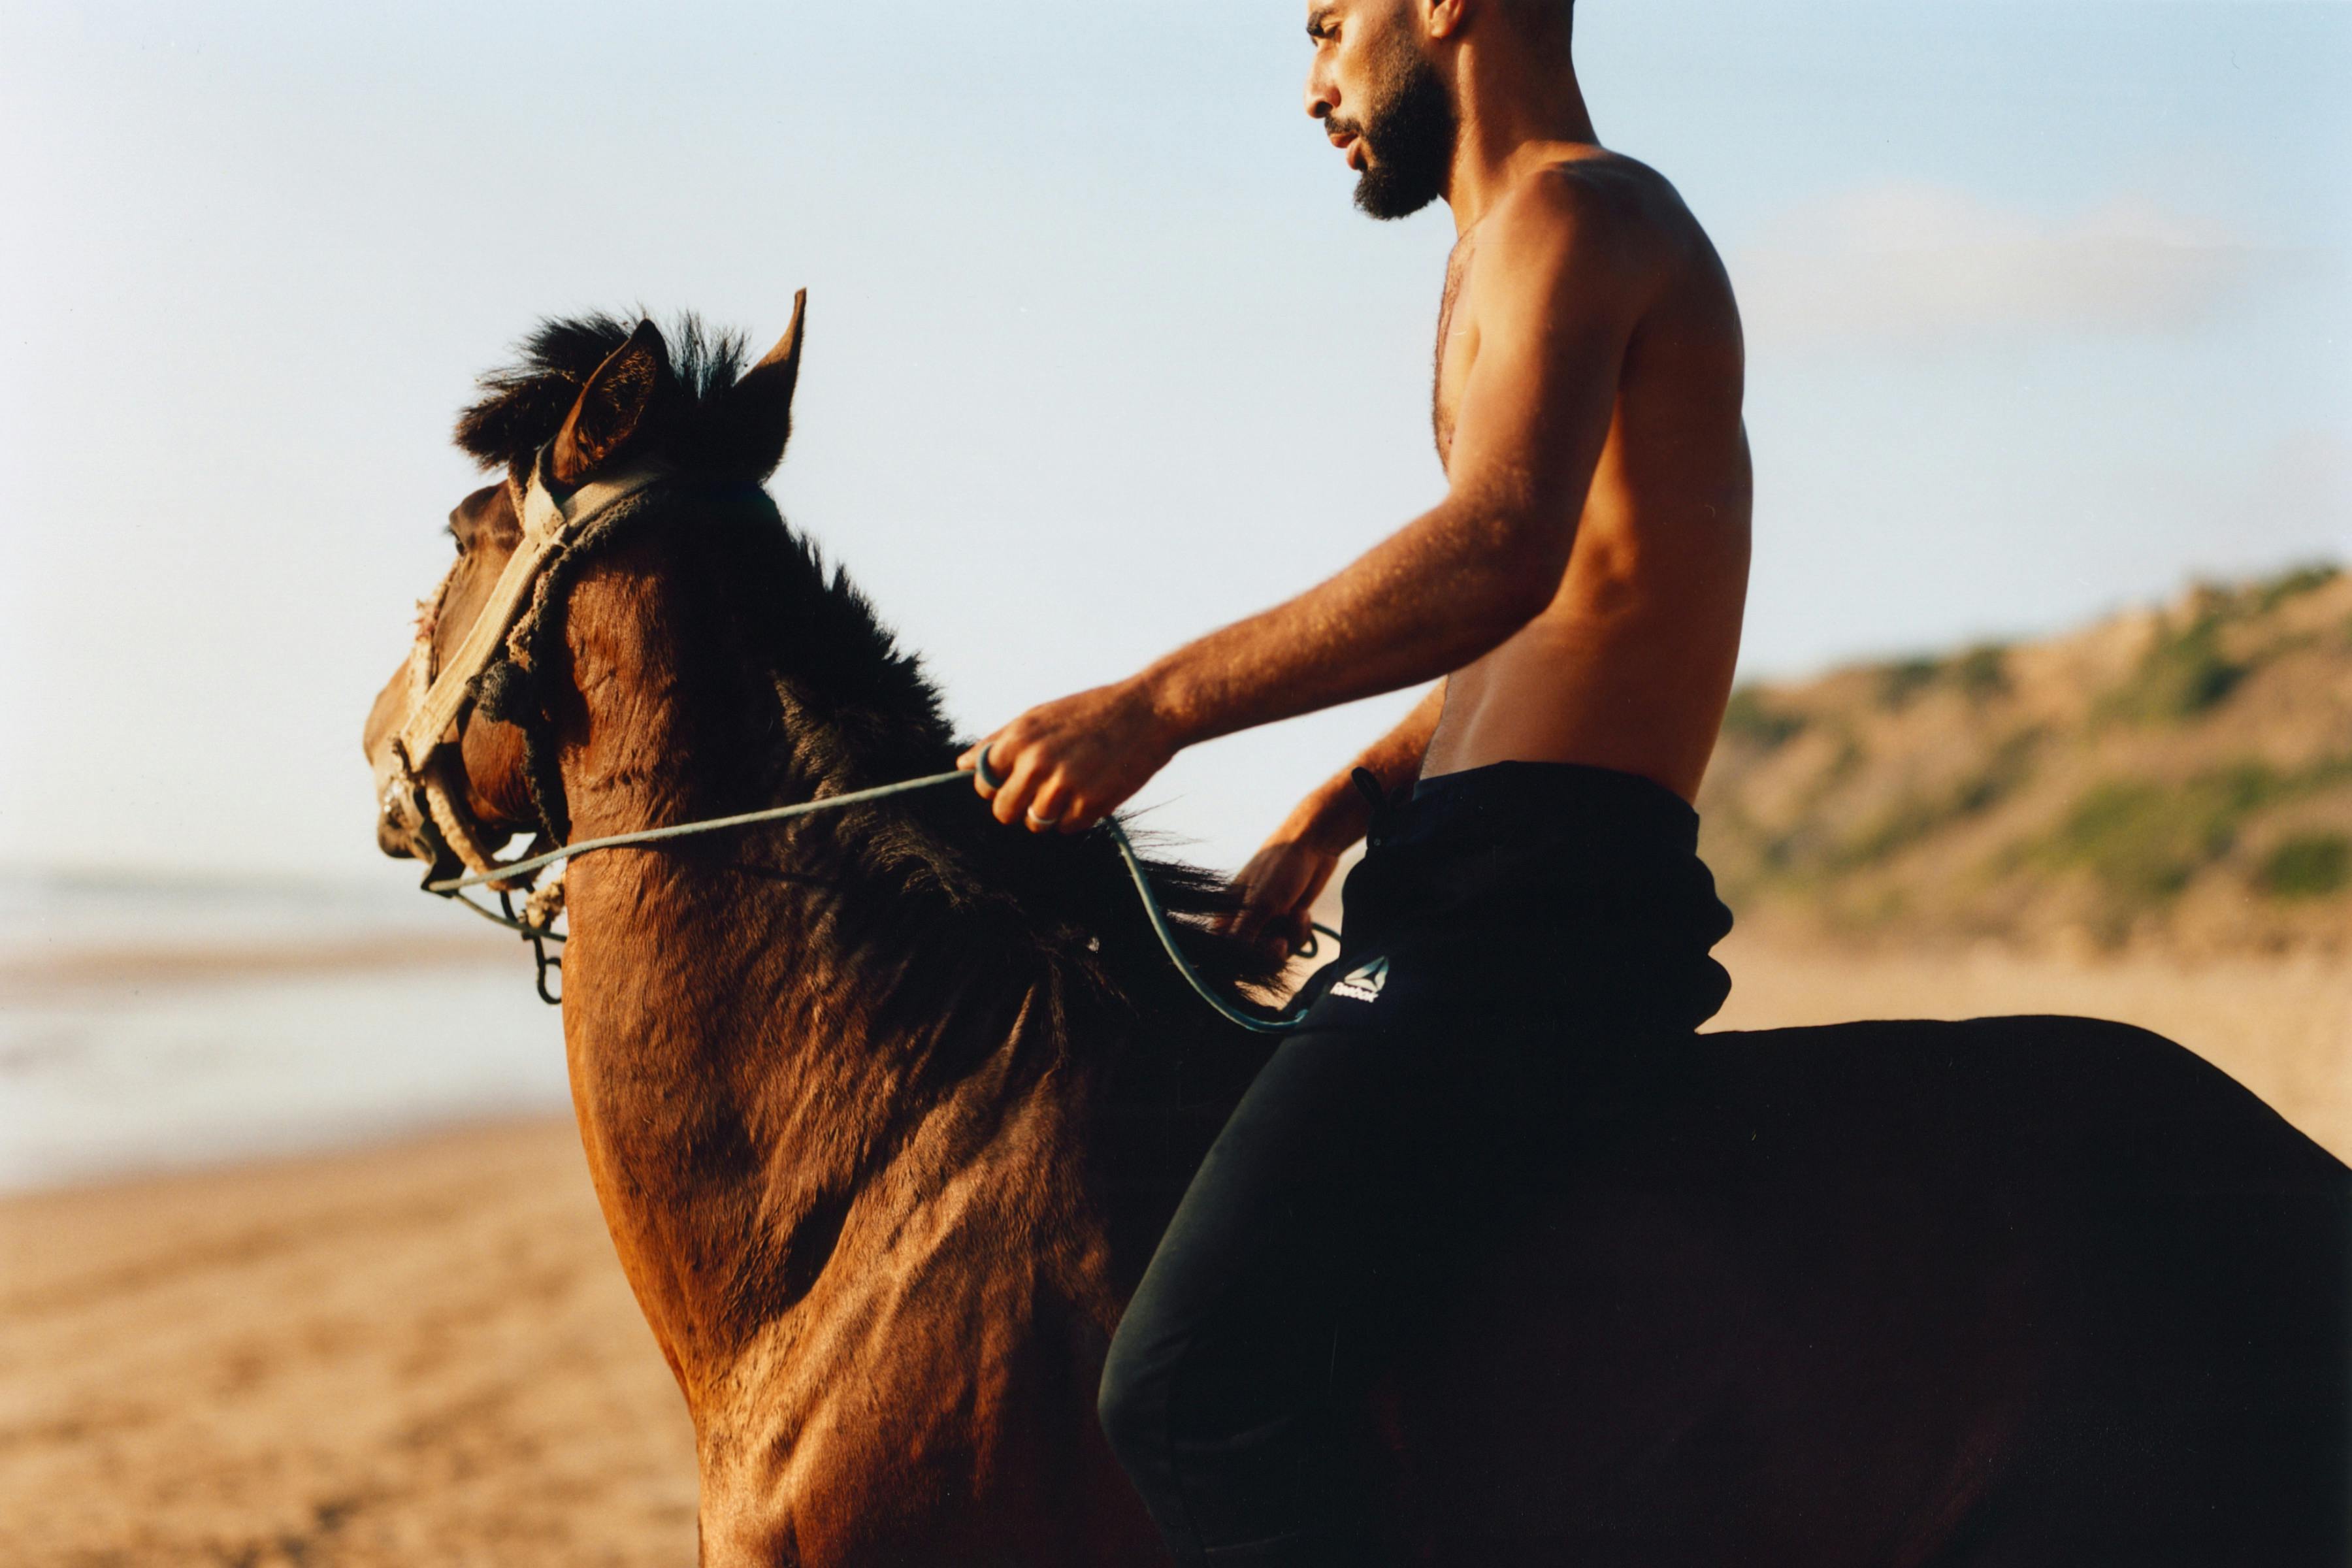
[1422,151,1752,804]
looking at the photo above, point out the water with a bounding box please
[0,872,572,1191]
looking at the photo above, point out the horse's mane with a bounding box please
[455,311,756,474]
[458,313,1286,1017]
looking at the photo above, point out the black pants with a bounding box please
[1097,762,1735,1566]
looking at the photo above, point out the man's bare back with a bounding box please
[1423,152,1750,800]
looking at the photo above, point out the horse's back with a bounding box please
[1699,1013,2344,1187]
[1394,1014,2351,1567]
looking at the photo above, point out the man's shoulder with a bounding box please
[1476,153,1688,298]
[1505,151,1689,235]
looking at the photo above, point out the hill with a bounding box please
[1697,564,2352,958]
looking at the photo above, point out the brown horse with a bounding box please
[365,310,2349,1567]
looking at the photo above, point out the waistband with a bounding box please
[1330,762,1734,1023]
[1392,759,1702,855]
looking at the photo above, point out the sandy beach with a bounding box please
[4,934,2345,1565]
[0,1120,699,1566]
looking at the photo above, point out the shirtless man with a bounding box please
[962,1,1750,1560]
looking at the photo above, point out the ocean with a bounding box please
[0,872,571,1191]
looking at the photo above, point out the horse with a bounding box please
[364,306,2350,1567]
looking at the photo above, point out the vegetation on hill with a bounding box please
[1698,564,2352,956]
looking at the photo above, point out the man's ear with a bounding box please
[551,319,674,485]
[713,289,806,482]
[1424,0,1469,41]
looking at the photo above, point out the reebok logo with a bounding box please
[1330,956,1389,1004]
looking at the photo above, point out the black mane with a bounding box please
[453,311,755,476]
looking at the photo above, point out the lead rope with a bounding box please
[427,766,1333,1032]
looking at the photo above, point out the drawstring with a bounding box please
[1351,766,1414,845]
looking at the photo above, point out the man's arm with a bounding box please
[1223,684,1443,951]
[961,173,1655,832]
[1253,683,1448,871]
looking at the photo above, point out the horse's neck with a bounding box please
[545,551,1137,1395]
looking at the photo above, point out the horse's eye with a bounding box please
[446,524,470,557]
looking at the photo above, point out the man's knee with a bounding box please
[1096,1310,1168,1470]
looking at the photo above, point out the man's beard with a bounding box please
[1334,34,1458,221]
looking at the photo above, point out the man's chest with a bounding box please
[1431,239,1479,470]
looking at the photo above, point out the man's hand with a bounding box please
[1225,834,1345,958]
[958,679,1178,834]
[1217,765,1384,956]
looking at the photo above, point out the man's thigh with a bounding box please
[1126,997,1512,1435]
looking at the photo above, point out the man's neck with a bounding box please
[1442,52,1602,235]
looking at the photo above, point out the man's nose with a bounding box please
[1304,71,1336,123]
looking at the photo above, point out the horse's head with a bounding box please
[363,300,808,878]
[361,476,538,875]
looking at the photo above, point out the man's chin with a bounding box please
[1352,168,1441,221]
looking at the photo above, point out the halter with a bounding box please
[376,444,664,904]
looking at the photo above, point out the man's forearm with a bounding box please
[1280,685,1445,853]
[1135,491,1563,749]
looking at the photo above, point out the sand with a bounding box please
[0,1121,698,1566]
[4,940,2344,1565]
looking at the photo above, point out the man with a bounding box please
[962,0,1750,1560]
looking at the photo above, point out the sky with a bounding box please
[2,0,2347,883]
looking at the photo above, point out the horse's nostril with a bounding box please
[377,817,416,859]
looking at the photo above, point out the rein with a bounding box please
[430,767,1328,1034]
[393,449,1326,1034]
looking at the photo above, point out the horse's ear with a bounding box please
[551,319,673,485]
[717,289,806,480]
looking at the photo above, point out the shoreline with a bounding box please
[0,933,521,998]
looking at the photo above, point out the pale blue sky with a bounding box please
[3,1,2347,880]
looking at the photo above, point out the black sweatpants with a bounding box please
[1096,762,1735,1567]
